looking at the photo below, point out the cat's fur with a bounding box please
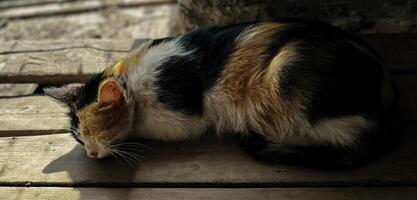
[44,20,395,168]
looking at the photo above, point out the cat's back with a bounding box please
[126,20,393,145]
[189,20,393,142]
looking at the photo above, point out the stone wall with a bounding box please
[178,0,417,33]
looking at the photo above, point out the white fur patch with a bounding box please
[125,39,206,141]
[306,115,372,147]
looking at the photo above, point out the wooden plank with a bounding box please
[0,124,416,186]
[361,34,417,74]
[0,187,416,200]
[0,34,416,84]
[0,84,37,96]
[0,0,177,19]
[0,40,134,84]
[0,0,74,9]
[0,96,69,136]
[0,40,133,53]
[0,5,177,42]
[394,75,417,123]
[0,74,414,136]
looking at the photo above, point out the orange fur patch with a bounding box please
[105,40,153,77]
[221,23,286,104]
[219,22,307,136]
[76,100,130,143]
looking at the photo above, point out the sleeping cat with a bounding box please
[44,20,395,168]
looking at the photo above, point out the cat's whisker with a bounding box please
[108,150,124,165]
[111,148,142,164]
[112,142,156,152]
[113,146,145,152]
[109,145,146,153]
[119,150,143,166]
[122,151,144,166]
[111,147,145,166]
[109,149,135,167]
[111,144,147,150]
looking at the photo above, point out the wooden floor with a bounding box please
[0,0,177,97]
[1,1,417,200]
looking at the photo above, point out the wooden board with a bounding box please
[1,34,417,84]
[360,34,417,74]
[0,96,69,136]
[0,4,177,42]
[0,84,37,96]
[0,0,177,19]
[393,75,417,123]
[0,74,414,136]
[0,40,133,84]
[0,187,416,200]
[0,123,415,186]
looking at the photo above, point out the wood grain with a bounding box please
[0,96,69,136]
[0,123,415,186]
[0,40,134,84]
[0,187,416,200]
[0,5,177,42]
[0,0,177,19]
[0,84,37,96]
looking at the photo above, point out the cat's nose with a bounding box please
[87,151,98,159]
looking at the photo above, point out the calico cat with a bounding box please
[44,20,395,168]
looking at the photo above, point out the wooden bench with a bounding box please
[1,35,417,199]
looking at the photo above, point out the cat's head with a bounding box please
[44,72,134,159]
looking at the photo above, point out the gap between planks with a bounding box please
[1,187,416,200]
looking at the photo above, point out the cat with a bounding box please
[44,20,396,168]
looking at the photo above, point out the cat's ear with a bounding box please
[98,80,123,108]
[44,86,78,104]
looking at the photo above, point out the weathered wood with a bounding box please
[0,187,416,200]
[0,124,415,186]
[0,4,177,42]
[0,34,416,84]
[0,96,69,136]
[0,40,133,53]
[0,74,414,136]
[0,84,37,96]
[0,0,176,10]
[0,40,134,84]
[0,0,177,19]
[0,0,75,9]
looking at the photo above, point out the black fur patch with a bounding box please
[155,55,205,115]
[263,20,383,123]
[68,72,106,145]
[179,24,250,89]
[73,72,105,109]
[154,24,249,115]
